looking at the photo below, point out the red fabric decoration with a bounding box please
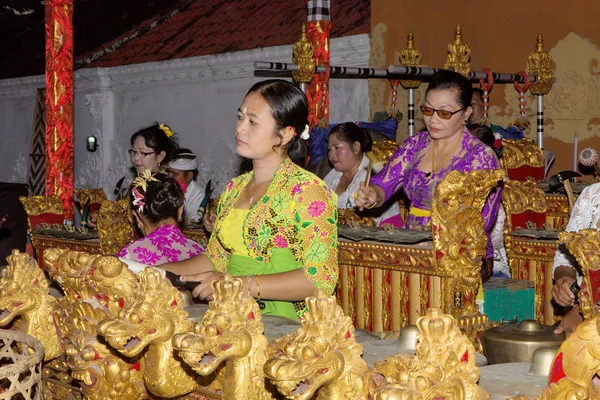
[45,0,74,220]
[176,179,188,195]
[28,213,64,230]
[306,21,331,128]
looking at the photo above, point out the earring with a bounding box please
[464,118,468,125]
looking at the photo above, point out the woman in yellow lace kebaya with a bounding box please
[162,79,338,320]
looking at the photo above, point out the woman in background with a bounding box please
[324,122,402,227]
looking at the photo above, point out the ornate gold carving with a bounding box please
[338,208,376,227]
[444,24,471,78]
[382,271,390,331]
[264,290,371,399]
[527,34,554,95]
[0,250,63,361]
[399,32,422,89]
[432,169,505,316]
[31,234,101,255]
[292,23,316,83]
[512,317,600,400]
[19,195,63,216]
[371,140,400,166]
[97,267,199,398]
[339,241,435,274]
[73,188,107,207]
[65,302,146,400]
[182,228,209,247]
[501,138,544,170]
[97,199,134,255]
[364,267,372,330]
[173,274,270,399]
[559,229,600,320]
[502,179,547,218]
[373,308,487,400]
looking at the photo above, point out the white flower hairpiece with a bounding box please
[300,124,310,140]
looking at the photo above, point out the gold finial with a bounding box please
[292,23,316,83]
[444,24,471,77]
[527,33,553,95]
[399,32,422,89]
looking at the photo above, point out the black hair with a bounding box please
[467,123,503,159]
[132,173,184,224]
[330,122,373,153]
[246,79,309,165]
[426,70,473,110]
[130,123,180,165]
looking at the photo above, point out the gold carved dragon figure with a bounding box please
[28,248,144,400]
[98,267,201,398]
[431,169,504,317]
[373,308,489,400]
[264,290,372,400]
[66,301,146,400]
[0,250,64,361]
[173,274,272,400]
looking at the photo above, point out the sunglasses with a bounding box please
[420,105,466,120]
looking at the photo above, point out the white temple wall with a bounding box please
[0,34,370,198]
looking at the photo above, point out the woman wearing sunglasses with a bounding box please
[354,70,502,280]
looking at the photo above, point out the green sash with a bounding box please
[227,248,302,321]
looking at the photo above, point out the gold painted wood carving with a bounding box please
[292,24,316,83]
[432,169,504,315]
[399,32,422,89]
[97,199,134,255]
[502,179,547,217]
[559,229,600,320]
[264,290,373,399]
[174,274,272,399]
[501,138,544,170]
[19,195,63,216]
[444,24,471,78]
[97,267,200,398]
[0,249,145,400]
[73,188,107,207]
[527,34,554,96]
[373,308,488,400]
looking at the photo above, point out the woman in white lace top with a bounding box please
[552,182,600,335]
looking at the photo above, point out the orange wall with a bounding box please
[371,0,600,175]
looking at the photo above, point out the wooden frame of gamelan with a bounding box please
[337,169,504,341]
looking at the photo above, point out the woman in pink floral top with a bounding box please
[117,172,204,265]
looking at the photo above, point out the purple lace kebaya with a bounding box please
[370,130,501,258]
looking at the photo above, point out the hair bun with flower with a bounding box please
[132,169,159,213]
[158,123,175,138]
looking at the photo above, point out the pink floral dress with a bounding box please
[116,224,204,265]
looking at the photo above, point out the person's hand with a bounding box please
[203,210,216,233]
[180,270,224,300]
[554,306,583,336]
[353,182,378,211]
[552,276,576,307]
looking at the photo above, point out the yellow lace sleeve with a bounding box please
[294,181,338,294]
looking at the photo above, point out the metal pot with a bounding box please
[481,319,565,365]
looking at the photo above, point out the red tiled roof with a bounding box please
[77,0,370,68]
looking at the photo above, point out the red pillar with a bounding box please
[45,0,74,219]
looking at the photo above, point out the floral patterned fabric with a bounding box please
[116,224,204,265]
[370,130,502,258]
[207,157,339,303]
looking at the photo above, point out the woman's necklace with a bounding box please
[426,134,463,178]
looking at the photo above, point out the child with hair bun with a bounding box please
[117,170,204,265]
